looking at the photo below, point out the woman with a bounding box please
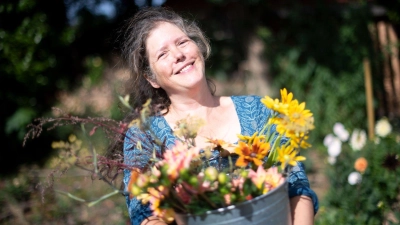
[120,7,318,225]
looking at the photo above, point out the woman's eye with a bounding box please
[158,52,166,59]
[179,40,188,46]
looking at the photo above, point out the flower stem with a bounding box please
[199,193,217,209]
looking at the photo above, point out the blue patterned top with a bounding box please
[123,95,319,225]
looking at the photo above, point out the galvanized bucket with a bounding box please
[174,180,292,225]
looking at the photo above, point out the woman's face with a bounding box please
[145,22,205,95]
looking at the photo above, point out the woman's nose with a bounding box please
[171,47,185,62]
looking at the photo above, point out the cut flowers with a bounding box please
[127,88,315,223]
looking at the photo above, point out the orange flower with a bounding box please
[234,136,270,167]
[354,157,368,173]
[206,138,236,157]
[128,168,141,198]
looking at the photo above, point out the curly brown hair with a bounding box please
[119,7,214,114]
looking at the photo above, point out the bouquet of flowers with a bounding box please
[127,88,315,223]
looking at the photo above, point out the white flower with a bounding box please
[327,137,342,157]
[348,171,362,185]
[350,129,367,151]
[327,156,337,165]
[375,118,392,138]
[323,134,335,147]
[333,122,349,141]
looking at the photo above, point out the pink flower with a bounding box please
[248,166,284,194]
[263,167,284,191]
[248,166,268,190]
[161,141,200,180]
[231,176,245,192]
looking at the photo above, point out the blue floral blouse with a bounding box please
[123,95,319,225]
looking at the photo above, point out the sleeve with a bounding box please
[123,126,156,225]
[288,162,319,215]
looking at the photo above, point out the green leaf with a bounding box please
[5,107,35,134]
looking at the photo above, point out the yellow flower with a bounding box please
[277,145,306,169]
[234,136,270,167]
[261,96,288,115]
[51,141,66,149]
[287,100,314,129]
[286,131,312,149]
[68,134,77,142]
[280,88,294,105]
[237,132,264,144]
[270,98,314,150]
[152,201,175,223]
[140,186,175,223]
[261,88,298,116]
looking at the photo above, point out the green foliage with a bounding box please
[5,107,36,139]
[271,49,367,144]
[317,122,400,224]
[0,0,79,175]
[263,3,376,144]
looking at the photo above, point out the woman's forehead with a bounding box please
[146,22,187,49]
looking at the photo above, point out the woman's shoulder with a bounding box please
[125,115,167,135]
[229,95,263,108]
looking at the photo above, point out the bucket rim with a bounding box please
[176,177,288,217]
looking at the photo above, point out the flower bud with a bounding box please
[240,170,249,178]
[130,185,142,196]
[219,186,230,195]
[218,173,228,184]
[188,176,198,187]
[204,167,218,181]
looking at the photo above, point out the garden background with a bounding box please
[1,0,399,224]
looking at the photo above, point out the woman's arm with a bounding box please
[290,195,314,225]
[124,126,160,225]
[287,162,319,223]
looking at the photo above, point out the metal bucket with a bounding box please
[174,180,292,225]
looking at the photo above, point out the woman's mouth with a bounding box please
[177,63,194,74]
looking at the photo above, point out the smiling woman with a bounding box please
[118,7,318,225]
[145,22,206,94]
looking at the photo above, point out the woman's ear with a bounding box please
[145,75,160,88]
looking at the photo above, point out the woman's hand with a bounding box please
[290,195,314,225]
[140,216,168,225]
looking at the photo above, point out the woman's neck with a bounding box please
[168,91,219,119]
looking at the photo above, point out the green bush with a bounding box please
[317,118,400,224]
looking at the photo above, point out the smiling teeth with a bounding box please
[179,64,191,73]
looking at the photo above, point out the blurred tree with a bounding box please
[0,0,77,176]
[267,1,376,144]
[0,0,138,176]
